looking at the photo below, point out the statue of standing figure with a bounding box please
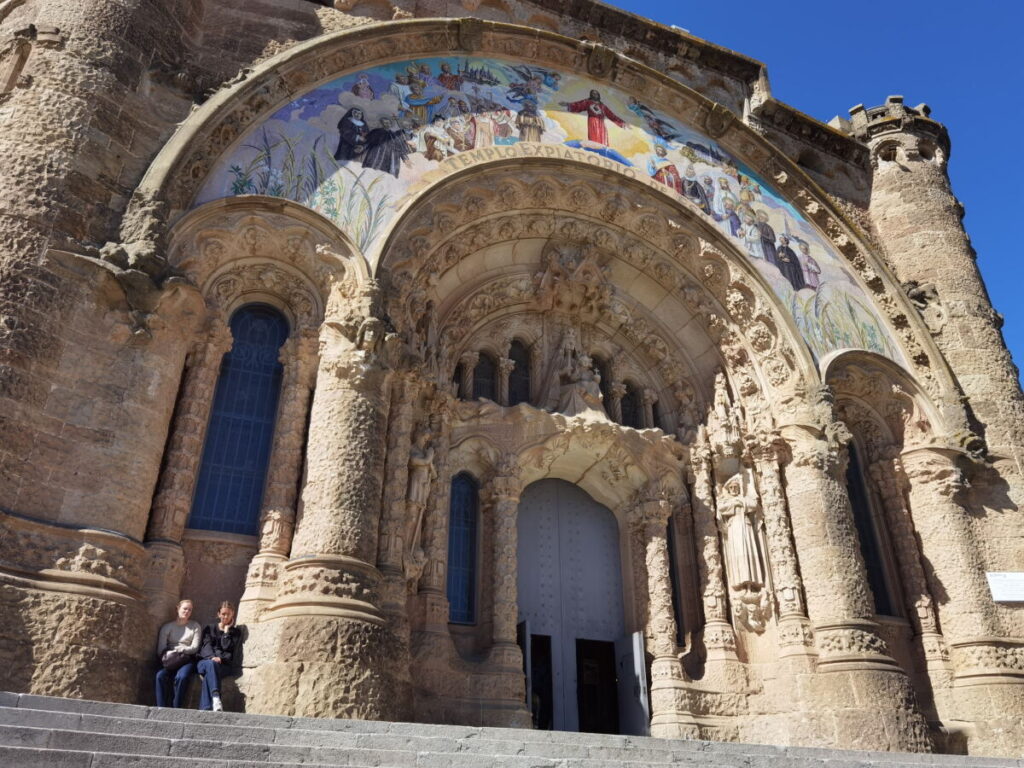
[405,426,436,585]
[716,473,765,591]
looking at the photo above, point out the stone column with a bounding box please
[781,425,930,751]
[689,441,741,684]
[497,357,514,407]
[243,313,406,721]
[899,449,1004,653]
[643,494,697,738]
[142,321,232,629]
[642,388,657,429]
[529,344,543,404]
[237,329,318,624]
[488,464,531,727]
[868,455,950,679]
[751,442,814,663]
[459,351,477,400]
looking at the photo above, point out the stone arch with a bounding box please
[824,350,954,458]
[377,157,819,434]
[117,18,959,415]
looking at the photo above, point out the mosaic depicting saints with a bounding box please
[197,56,902,365]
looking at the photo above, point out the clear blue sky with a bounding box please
[611,0,1024,383]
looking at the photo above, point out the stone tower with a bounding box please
[850,97,1024,471]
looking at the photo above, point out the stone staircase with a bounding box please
[0,692,1019,767]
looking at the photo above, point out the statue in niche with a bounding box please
[555,330,606,419]
[708,371,744,455]
[717,472,772,633]
[405,426,435,584]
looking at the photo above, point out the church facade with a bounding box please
[2,0,1023,757]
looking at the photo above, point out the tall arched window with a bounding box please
[189,305,289,535]
[508,340,531,406]
[452,362,467,400]
[473,352,497,401]
[846,442,900,617]
[447,473,479,624]
[620,381,642,429]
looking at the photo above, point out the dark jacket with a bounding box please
[199,624,241,667]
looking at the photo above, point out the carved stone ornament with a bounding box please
[584,42,617,78]
[457,17,485,52]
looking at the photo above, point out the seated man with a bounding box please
[154,599,201,708]
[197,601,241,712]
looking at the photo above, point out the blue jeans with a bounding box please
[196,658,224,710]
[155,661,196,708]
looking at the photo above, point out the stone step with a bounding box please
[1,693,1020,768]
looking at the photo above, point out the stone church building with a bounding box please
[1,0,1023,759]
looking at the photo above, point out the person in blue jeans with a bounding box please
[154,599,201,707]
[197,601,241,712]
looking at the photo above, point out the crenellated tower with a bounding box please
[849,97,1024,476]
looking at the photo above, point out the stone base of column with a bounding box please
[237,552,286,625]
[790,666,932,752]
[484,641,531,727]
[649,654,701,738]
[776,616,817,674]
[701,620,747,690]
[240,556,410,721]
[0,569,149,702]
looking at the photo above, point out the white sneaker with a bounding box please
[211,694,223,712]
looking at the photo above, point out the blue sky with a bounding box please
[611,0,1024,382]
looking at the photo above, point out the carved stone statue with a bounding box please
[406,427,436,509]
[717,474,765,591]
[556,342,606,419]
[716,473,772,633]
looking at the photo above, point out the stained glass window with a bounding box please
[447,473,479,624]
[188,305,289,535]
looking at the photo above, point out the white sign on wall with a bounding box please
[986,572,1024,602]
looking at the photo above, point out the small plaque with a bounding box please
[986,572,1024,602]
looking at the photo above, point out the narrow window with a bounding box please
[620,382,642,429]
[447,473,479,624]
[508,340,531,406]
[846,442,899,616]
[473,353,497,401]
[189,305,289,535]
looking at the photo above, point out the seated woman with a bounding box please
[197,601,241,712]
[154,599,201,707]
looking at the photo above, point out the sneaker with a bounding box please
[211,694,223,712]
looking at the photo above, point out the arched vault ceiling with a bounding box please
[139,19,956,405]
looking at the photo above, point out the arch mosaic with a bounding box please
[194,52,900,367]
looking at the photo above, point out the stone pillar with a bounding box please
[487,464,531,727]
[497,357,514,407]
[781,426,930,752]
[459,352,477,400]
[642,388,657,429]
[689,441,741,684]
[529,344,543,404]
[899,449,1003,648]
[237,329,318,624]
[751,442,814,663]
[643,494,697,738]
[243,314,407,721]
[868,455,950,680]
[142,322,232,629]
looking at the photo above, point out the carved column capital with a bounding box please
[497,357,516,375]
[899,447,969,497]
[610,381,628,399]
[642,388,657,405]
[459,351,480,369]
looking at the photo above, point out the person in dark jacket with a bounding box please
[196,601,242,712]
